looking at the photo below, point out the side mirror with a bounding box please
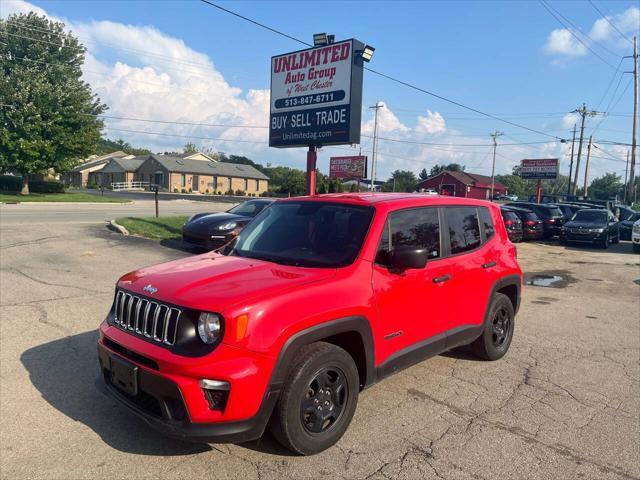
[391,245,429,270]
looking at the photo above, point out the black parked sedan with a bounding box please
[619,212,640,240]
[504,202,564,238]
[500,208,523,243]
[560,209,620,248]
[503,207,544,240]
[182,199,275,250]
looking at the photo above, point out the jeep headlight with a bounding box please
[197,313,222,344]
[218,221,237,230]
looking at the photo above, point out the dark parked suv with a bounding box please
[505,202,564,238]
[500,208,522,243]
[560,209,620,248]
[502,207,544,240]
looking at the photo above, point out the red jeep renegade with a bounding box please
[98,193,522,455]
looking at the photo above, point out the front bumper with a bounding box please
[632,233,640,245]
[182,229,234,251]
[561,231,606,243]
[98,324,279,444]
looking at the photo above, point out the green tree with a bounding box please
[429,163,464,177]
[0,13,106,194]
[262,166,306,196]
[588,172,623,200]
[97,138,151,156]
[183,142,198,154]
[418,168,429,181]
[382,170,417,192]
[495,174,529,198]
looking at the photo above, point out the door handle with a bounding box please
[432,274,451,284]
[482,261,497,269]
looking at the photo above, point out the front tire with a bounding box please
[470,293,515,361]
[601,234,609,249]
[613,230,620,244]
[269,342,359,455]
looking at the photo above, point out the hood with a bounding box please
[184,213,248,233]
[565,220,606,229]
[117,253,336,313]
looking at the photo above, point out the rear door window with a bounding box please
[446,207,481,254]
[376,208,440,265]
[479,207,495,239]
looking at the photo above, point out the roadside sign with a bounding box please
[269,39,365,148]
[520,158,559,180]
[329,155,368,179]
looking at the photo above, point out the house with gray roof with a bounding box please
[136,154,269,195]
[61,151,130,187]
[91,155,149,187]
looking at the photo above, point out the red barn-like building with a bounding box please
[415,171,507,199]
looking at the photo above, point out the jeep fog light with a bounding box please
[199,379,230,411]
[197,312,221,344]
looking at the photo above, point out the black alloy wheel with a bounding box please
[300,367,347,434]
[491,306,511,349]
[269,342,359,455]
[470,292,515,361]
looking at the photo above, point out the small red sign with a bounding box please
[329,156,367,179]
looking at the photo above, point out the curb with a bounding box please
[107,219,129,236]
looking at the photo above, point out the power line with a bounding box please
[103,126,266,145]
[587,0,634,45]
[198,0,567,141]
[538,0,619,70]
[97,114,267,129]
[540,0,621,58]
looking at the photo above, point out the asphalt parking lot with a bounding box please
[1,202,639,480]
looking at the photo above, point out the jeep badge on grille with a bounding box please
[143,284,158,295]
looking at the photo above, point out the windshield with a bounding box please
[232,201,374,268]
[227,200,271,217]
[627,212,640,222]
[571,210,607,223]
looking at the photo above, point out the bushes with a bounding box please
[225,189,235,195]
[0,175,65,193]
[30,180,65,193]
[235,189,245,196]
[0,175,22,192]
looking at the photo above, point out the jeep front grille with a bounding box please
[112,290,181,345]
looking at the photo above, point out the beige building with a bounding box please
[92,156,148,186]
[136,154,269,195]
[61,151,130,187]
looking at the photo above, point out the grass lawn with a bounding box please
[0,192,128,203]
[116,216,188,241]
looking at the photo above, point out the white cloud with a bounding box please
[1,0,47,17]
[589,7,639,43]
[416,110,446,134]
[544,6,639,61]
[544,29,587,56]
[562,113,579,129]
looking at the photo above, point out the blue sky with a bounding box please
[3,0,639,181]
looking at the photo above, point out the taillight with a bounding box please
[505,220,513,226]
[546,218,555,224]
[525,220,536,226]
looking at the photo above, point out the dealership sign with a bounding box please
[329,155,367,179]
[520,158,559,180]
[269,39,365,148]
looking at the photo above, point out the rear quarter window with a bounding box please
[446,207,481,254]
[479,207,495,239]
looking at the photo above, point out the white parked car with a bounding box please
[632,219,640,253]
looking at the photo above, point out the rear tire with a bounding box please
[613,231,620,244]
[470,293,515,361]
[633,243,640,254]
[269,342,359,455]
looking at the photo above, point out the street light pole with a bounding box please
[490,130,503,200]
[567,123,576,196]
[369,103,383,191]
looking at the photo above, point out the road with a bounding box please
[0,204,638,480]
[0,199,235,225]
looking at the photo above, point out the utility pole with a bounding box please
[567,124,576,196]
[623,151,630,204]
[625,36,637,204]
[369,103,383,191]
[571,104,598,197]
[583,136,593,197]
[490,130,503,200]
